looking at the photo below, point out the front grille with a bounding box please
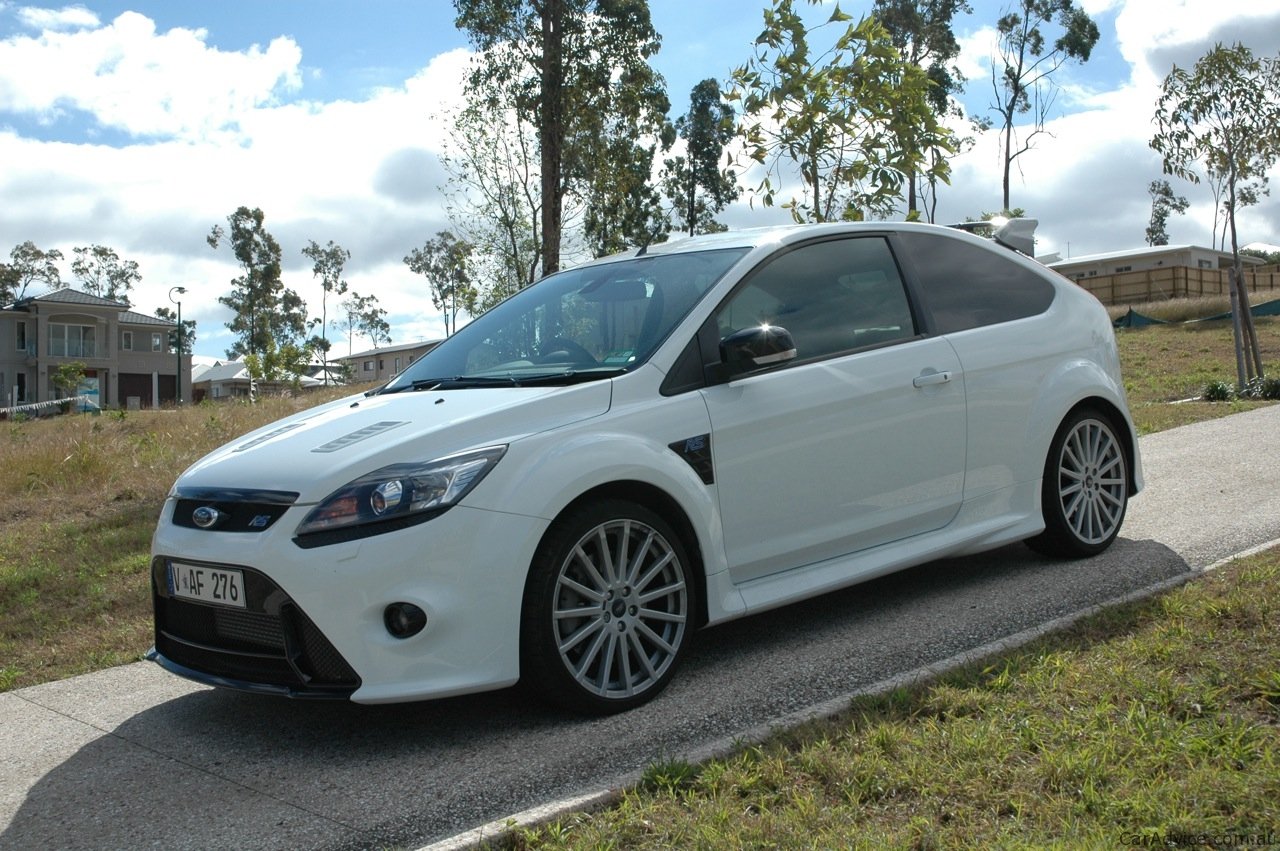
[152,558,359,697]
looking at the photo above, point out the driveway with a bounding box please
[3,405,1278,851]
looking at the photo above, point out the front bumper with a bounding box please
[150,499,549,703]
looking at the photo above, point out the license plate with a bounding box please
[168,562,246,609]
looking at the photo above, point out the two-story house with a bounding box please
[1,288,186,411]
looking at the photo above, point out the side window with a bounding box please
[897,231,1055,333]
[715,237,915,362]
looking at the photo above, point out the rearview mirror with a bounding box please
[720,324,797,376]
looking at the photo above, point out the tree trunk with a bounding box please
[540,0,564,278]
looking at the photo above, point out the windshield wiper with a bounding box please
[391,370,626,391]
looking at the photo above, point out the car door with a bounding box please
[700,236,967,584]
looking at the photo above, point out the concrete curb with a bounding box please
[421,535,1280,851]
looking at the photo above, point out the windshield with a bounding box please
[384,247,748,390]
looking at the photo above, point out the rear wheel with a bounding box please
[1026,408,1129,557]
[520,499,694,714]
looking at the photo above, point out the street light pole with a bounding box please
[169,286,187,406]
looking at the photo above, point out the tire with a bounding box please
[1026,407,1129,558]
[520,499,694,714]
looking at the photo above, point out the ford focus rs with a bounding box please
[149,221,1141,714]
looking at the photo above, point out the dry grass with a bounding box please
[0,385,372,690]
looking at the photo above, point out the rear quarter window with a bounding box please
[897,231,1055,333]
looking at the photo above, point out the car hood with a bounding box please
[174,382,613,502]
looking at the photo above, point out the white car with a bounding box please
[149,221,1141,714]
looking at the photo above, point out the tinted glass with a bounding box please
[716,237,915,361]
[897,231,1055,333]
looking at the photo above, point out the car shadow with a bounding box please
[2,536,1190,851]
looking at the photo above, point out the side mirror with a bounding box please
[720,324,797,377]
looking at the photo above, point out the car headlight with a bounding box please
[294,445,507,545]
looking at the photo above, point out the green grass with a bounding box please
[499,552,1280,850]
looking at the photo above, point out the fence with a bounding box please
[1070,265,1280,306]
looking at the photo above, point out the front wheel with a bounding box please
[520,500,694,714]
[1026,408,1129,558]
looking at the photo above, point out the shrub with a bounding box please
[1203,380,1235,401]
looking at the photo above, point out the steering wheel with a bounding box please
[536,337,598,366]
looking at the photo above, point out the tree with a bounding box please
[988,0,1099,212]
[301,239,351,381]
[51,361,87,401]
[404,231,478,336]
[1144,179,1189,247]
[1,241,63,303]
[662,78,740,236]
[439,97,544,308]
[207,207,307,362]
[729,2,954,222]
[339,292,391,354]
[454,0,669,276]
[153,307,197,355]
[1151,42,1280,387]
[873,0,972,219]
[70,245,141,303]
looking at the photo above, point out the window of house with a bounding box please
[49,323,97,358]
[1199,259,1213,269]
[394,357,401,372]
[122,331,134,351]
[363,360,374,372]
[15,373,26,403]
[378,359,385,370]
[152,332,163,351]
[1115,265,1132,273]
[15,321,26,352]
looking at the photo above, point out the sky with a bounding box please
[3,0,1280,360]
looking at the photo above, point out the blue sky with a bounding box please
[2,1,1279,358]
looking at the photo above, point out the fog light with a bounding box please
[384,602,427,638]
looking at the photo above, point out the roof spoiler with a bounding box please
[947,217,1038,257]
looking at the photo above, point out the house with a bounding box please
[189,360,327,403]
[1043,244,1263,280]
[1042,245,1276,305]
[0,287,185,412]
[332,339,443,385]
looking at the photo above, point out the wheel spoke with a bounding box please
[571,543,610,594]
[638,606,686,623]
[558,616,604,654]
[639,579,686,605]
[557,575,604,603]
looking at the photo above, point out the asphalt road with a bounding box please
[3,405,1278,851]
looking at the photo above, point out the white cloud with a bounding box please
[15,4,97,31]
[0,10,302,140]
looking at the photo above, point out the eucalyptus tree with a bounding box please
[453,0,669,276]
[662,78,739,236]
[404,231,478,336]
[208,206,307,362]
[301,239,351,374]
[1151,42,1280,387]
[339,292,391,355]
[1,241,63,302]
[439,97,543,307]
[1144,179,1189,247]
[988,0,1099,212]
[873,0,972,220]
[730,1,954,222]
[70,245,141,304]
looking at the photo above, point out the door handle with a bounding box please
[912,370,953,388]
